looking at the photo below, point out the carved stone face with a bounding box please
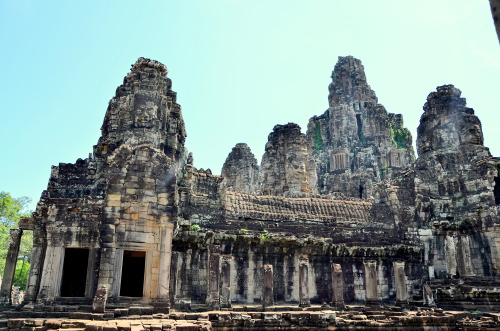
[134,101,157,128]
[462,123,483,145]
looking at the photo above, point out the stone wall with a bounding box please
[15,56,500,312]
[170,229,423,308]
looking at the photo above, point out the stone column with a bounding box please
[263,264,274,308]
[299,257,310,307]
[97,222,118,300]
[423,284,435,307]
[207,244,221,310]
[393,261,407,306]
[23,241,46,304]
[0,229,22,305]
[363,260,379,307]
[92,285,108,313]
[37,245,64,304]
[220,255,232,308]
[154,222,174,313]
[457,236,474,277]
[444,234,458,277]
[331,263,345,309]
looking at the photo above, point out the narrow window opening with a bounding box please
[120,250,146,297]
[494,177,500,205]
[60,248,89,297]
[356,114,363,140]
[359,185,364,199]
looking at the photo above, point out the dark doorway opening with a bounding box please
[120,250,146,297]
[494,177,500,205]
[356,114,363,140]
[359,185,364,199]
[60,248,89,297]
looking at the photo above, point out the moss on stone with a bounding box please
[390,124,409,150]
[314,122,324,153]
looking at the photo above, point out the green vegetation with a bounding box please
[190,224,200,231]
[260,230,270,243]
[389,124,409,150]
[0,192,33,290]
[380,165,388,179]
[313,122,324,153]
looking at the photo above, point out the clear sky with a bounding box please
[1,0,499,210]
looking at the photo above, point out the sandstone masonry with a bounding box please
[2,56,499,317]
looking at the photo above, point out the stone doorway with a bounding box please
[60,248,90,297]
[120,250,146,297]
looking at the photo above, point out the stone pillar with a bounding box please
[444,234,458,277]
[331,263,345,309]
[457,235,474,277]
[363,260,379,307]
[246,250,255,303]
[92,285,108,313]
[154,222,174,313]
[37,245,64,304]
[299,257,310,307]
[0,229,22,305]
[97,222,118,300]
[393,262,407,306]
[423,284,435,307]
[263,264,274,308]
[23,231,46,304]
[220,256,232,308]
[207,244,221,309]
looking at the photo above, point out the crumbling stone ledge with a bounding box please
[1,307,499,330]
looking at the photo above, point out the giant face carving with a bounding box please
[134,100,158,129]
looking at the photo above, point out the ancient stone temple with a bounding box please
[3,56,499,318]
[306,56,415,198]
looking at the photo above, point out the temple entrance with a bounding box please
[120,250,146,297]
[60,248,89,297]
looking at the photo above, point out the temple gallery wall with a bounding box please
[2,56,500,313]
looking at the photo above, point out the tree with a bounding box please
[0,192,33,289]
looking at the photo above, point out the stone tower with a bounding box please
[306,56,415,198]
[259,123,317,196]
[221,143,259,194]
[415,85,500,277]
[25,58,187,311]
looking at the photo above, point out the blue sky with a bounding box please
[1,0,499,210]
